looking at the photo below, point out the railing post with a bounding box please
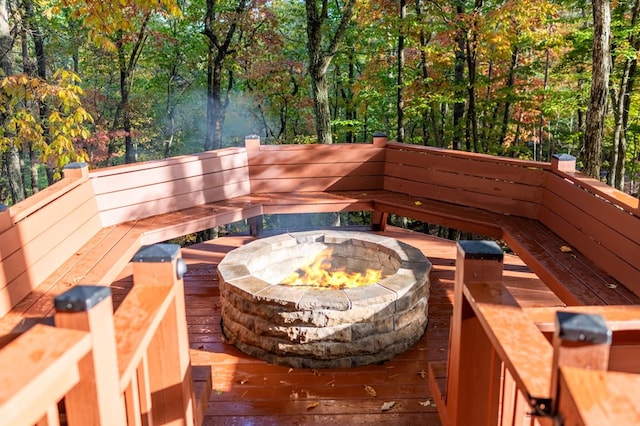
[54,285,126,425]
[371,211,388,232]
[0,204,10,234]
[372,131,387,148]
[550,311,611,416]
[244,134,261,152]
[132,244,195,425]
[371,131,388,230]
[248,216,263,236]
[551,154,576,174]
[445,240,504,426]
[63,162,89,179]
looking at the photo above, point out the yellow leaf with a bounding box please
[414,201,422,206]
[364,385,377,397]
[306,401,320,410]
[560,245,573,253]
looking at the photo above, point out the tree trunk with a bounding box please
[305,0,357,144]
[609,0,640,190]
[465,0,483,153]
[499,46,519,147]
[204,0,246,151]
[452,3,466,150]
[118,40,136,164]
[397,0,406,143]
[205,53,226,151]
[0,0,25,203]
[584,0,611,179]
[23,0,48,193]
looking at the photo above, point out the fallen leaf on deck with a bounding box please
[560,245,573,253]
[288,368,294,373]
[364,385,377,397]
[215,389,223,395]
[606,283,618,289]
[289,391,299,399]
[239,378,249,385]
[312,369,321,376]
[306,401,320,410]
[417,370,427,379]
[381,401,396,411]
[280,380,291,385]
[419,400,432,407]
[414,201,422,206]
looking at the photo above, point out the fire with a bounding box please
[280,248,385,289]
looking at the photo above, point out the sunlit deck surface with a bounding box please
[110,226,562,425]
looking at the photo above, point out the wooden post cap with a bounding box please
[551,154,576,173]
[63,162,89,178]
[458,240,504,260]
[54,285,112,312]
[555,311,611,344]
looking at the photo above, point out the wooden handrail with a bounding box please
[434,240,640,425]
[0,324,91,426]
[0,243,198,425]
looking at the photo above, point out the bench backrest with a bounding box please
[90,147,252,227]
[541,156,640,297]
[244,136,387,193]
[0,164,101,318]
[383,142,548,218]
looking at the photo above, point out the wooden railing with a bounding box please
[1,136,639,424]
[0,244,198,425]
[430,240,640,425]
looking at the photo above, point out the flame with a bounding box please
[280,248,384,290]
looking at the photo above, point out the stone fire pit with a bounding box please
[218,230,431,368]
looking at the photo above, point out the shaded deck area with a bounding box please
[108,227,562,425]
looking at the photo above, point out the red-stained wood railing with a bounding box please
[431,240,640,426]
[0,243,202,425]
[0,163,102,318]
[540,154,640,298]
[0,323,92,425]
[1,136,639,424]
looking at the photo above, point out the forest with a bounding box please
[1,0,639,206]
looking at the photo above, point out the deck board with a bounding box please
[110,227,553,425]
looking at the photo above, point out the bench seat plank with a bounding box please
[496,215,640,306]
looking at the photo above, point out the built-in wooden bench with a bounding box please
[1,135,639,425]
[2,135,639,337]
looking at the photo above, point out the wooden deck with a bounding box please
[106,227,562,425]
[2,138,638,424]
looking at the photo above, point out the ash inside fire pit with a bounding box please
[218,230,431,368]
